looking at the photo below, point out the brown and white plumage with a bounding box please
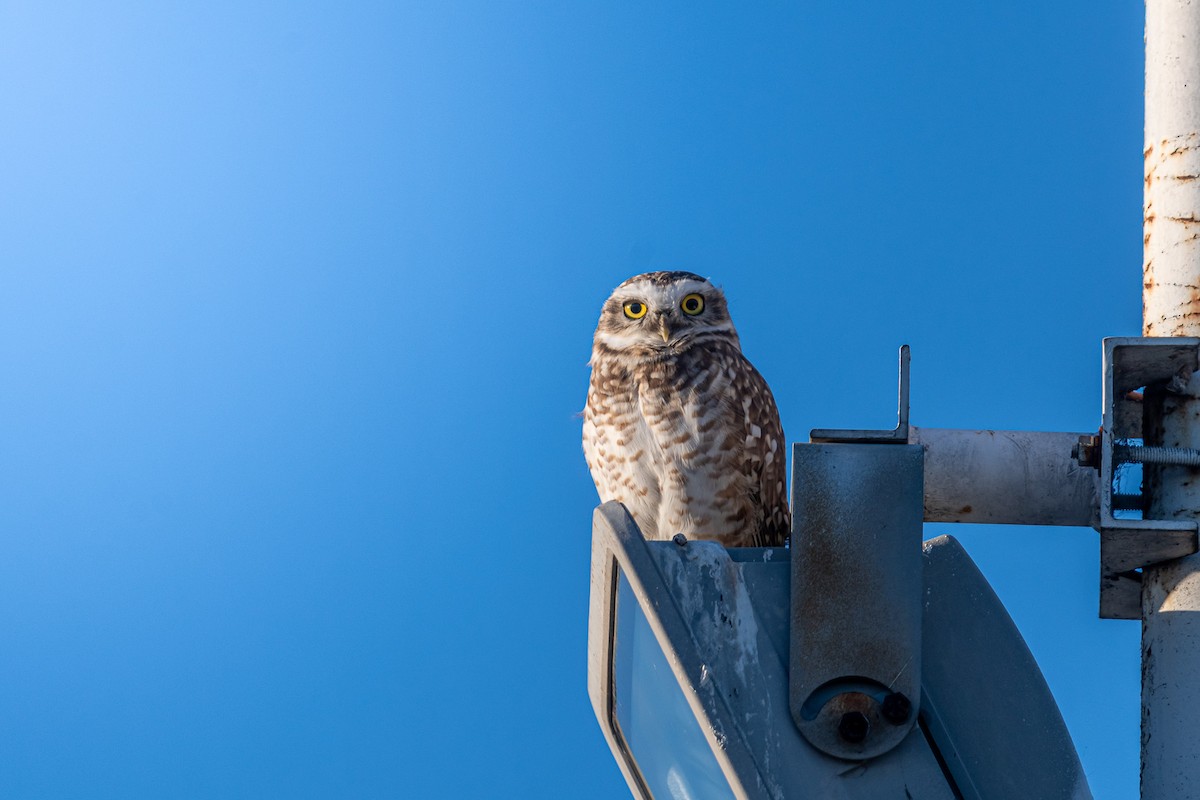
[582,271,789,547]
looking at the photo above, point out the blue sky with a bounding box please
[1,2,1144,797]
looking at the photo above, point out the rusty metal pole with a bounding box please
[1142,1,1200,797]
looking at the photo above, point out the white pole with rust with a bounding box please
[1142,1,1200,797]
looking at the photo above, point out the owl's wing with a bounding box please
[735,356,791,548]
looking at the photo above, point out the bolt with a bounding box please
[1074,434,1101,469]
[881,692,912,725]
[837,711,870,744]
[672,533,688,546]
[1115,444,1200,467]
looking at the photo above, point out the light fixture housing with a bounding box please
[587,500,1091,799]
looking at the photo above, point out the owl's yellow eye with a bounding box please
[623,301,648,319]
[681,293,705,315]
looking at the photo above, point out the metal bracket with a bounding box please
[811,345,910,444]
[790,443,924,760]
[804,338,1200,620]
[1098,337,1200,619]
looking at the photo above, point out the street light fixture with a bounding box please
[588,488,1091,799]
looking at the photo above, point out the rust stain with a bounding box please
[828,692,873,716]
[958,505,973,514]
[1167,214,1200,224]
[1173,174,1200,182]
[1167,134,1200,157]
[794,467,913,691]
[795,471,862,639]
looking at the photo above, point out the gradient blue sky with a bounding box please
[1,2,1144,797]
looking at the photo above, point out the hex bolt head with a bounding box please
[672,533,688,546]
[881,692,912,725]
[837,711,870,744]
[1073,434,1100,469]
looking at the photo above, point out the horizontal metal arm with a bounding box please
[910,427,1099,527]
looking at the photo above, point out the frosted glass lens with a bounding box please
[612,570,736,800]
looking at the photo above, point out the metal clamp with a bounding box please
[1097,338,1200,619]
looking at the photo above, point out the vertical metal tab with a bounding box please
[789,443,924,761]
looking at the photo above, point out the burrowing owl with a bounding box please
[583,271,789,547]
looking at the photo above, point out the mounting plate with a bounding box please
[1098,337,1200,619]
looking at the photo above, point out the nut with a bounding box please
[838,711,870,744]
[881,692,912,725]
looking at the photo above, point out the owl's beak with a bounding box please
[658,317,671,343]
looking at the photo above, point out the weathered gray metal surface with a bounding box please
[1142,2,1200,788]
[790,443,923,760]
[1141,562,1200,800]
[1144,0,1200,338]
[588,502,1092,798]
[810,346,1103,529]
[587,503,766,800]
[921,535,1092,800]
[912,426,1098,526]
[587,501,956,800]
[1098,338,1199,620]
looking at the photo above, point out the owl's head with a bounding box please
[593,271,740,354]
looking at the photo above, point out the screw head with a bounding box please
[881,692,912,725]
[837,711,870,744]
[672,533,688,546]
